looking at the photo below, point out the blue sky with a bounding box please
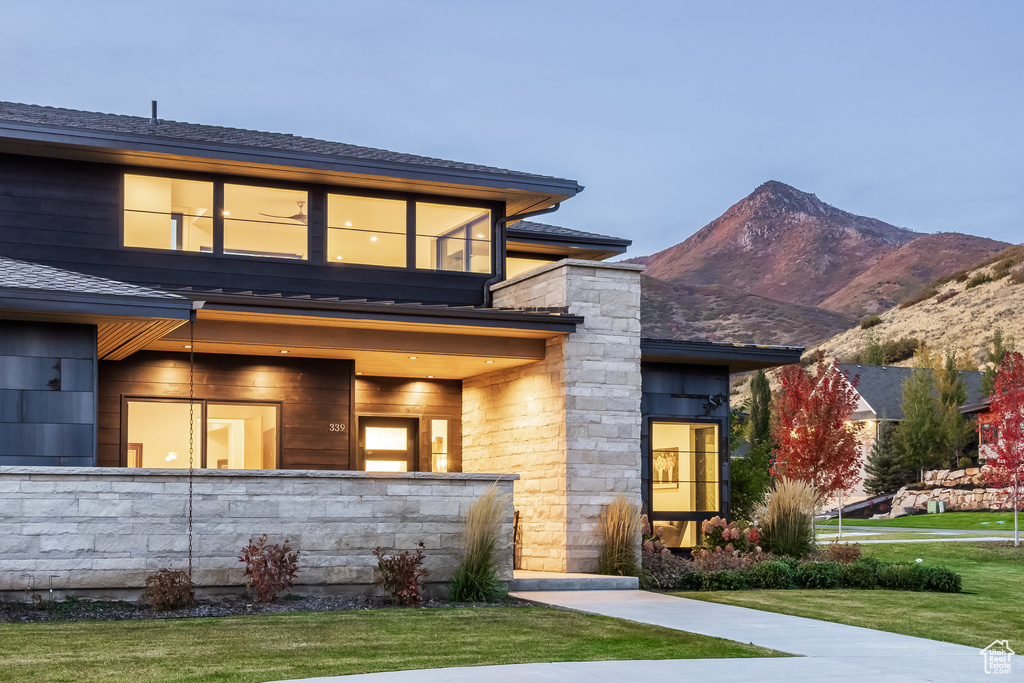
[2,0,1020,256]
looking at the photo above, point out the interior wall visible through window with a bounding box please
[123,175,213,252]
[327,194,407,267]
[415,203,491,273]
[223,184,308,260]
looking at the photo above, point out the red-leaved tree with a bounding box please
[771,356,862,539]
[988,351,1024,547]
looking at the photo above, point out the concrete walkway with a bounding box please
[270,590,1009,682]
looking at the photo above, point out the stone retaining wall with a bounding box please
[890,467,1012,516]
[0,467,515,597]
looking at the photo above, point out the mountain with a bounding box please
[819,232,1011,317]
[641,275,855,347]
[810,245,1024,367]
[634,181,921,309]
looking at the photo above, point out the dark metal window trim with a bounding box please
[119,396,283,470]
[646,415,725,540]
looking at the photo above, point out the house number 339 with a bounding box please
[329,423,346,432]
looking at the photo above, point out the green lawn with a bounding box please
[0,606,788,683]
[820,511,1020,531]
[819,531,999,542]
[680,542,1024,649]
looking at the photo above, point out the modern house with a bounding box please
[838,363,985,500]
[0,101,801,594]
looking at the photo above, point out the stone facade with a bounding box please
[462,260,643,572]
[0,467,515,597]
[889,467,1015,516]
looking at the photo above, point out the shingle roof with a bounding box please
[0,101,568,182]
[0,256,185,299]
[508,221,631,246]
[838,363,986,421]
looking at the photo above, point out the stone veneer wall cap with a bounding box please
[0,466,518,482]
[493,258,645,291]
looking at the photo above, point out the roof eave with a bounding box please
[641,338,804,374]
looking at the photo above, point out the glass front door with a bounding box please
[359,417,418,472]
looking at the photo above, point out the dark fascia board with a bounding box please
[0,288,192,320]
[960,397,992,415]
[0,121,584,198]
[506,229,631,250]
[194,293,582,334]
[641,338,804,374]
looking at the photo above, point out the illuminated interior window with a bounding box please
[206,403,278,470]
[365,460,408,473]
[506,256,557,279]
[223,184,308,260]
[431,419,448,473]
[651,422,719,517]
[651,520,698,548]
[327,194,407,267]
[415,203,491,273]
[123,175,213,252]
[125,400,202,468]
[365,426,408,451]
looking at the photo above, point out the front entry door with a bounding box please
[359,417,418,472]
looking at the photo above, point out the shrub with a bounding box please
[699,516,759,554]
[935,290,959,304]
[795,561,842,589]
[860,315,883,330]
[142,568,194,611]
[691,547,762,573]
[877,562,927,591]
[700,570,748,591]
[374,542,428,606]
[966,272,995,289]
[238,535,300,603]
[750,559,794,589]
[640,550,699,590]
[1011,268,1024,285]
[840,561,878,589]
[449,484,512,602]
[881,337,921,364]
[921,565,963,593]
[822,542,861,564]
[757,478,819,558]
[597,494,641,577]
[952,269,970,283]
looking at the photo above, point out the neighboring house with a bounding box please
[0,102,801,593]
[837,363,985,500]
[960,396,996,462]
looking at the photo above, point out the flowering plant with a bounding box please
[641,514,670,555]
[700,516,759,554]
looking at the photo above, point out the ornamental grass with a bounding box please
[598,494,642,577]
[449,483,512,602]
[757,478,819,559]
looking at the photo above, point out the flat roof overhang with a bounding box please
[144,293,581,379]
[0,288,192,360]
[641,338,804,374]
[0,122,582,217]
[506,231,631,261]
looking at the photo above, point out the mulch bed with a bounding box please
[0,594,528,624]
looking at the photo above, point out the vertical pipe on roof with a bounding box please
[482,203,561,307]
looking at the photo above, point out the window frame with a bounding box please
[646,415,725,526]
[119,170,501,276]
[120,396,283,470]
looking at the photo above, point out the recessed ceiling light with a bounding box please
[345,221,352,227]
[280,350,289,354]
[183,344,192,349]
[223,211,230,216]
[336,256,344,260]
[408,356,418,360]
[356,372,363,375]
[476,234,485,238]
[485,360,495,364]
[427,375,435,378]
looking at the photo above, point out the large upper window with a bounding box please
[224,184,308,260]
[124,175,213,252]
[327,194,406,267]
[416,203,491,273]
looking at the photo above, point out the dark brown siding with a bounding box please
[0,152,495,305]
[98,352,352,469]
[355,377,462,472]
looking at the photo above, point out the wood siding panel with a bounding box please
[0,153,496,305]
[355,377,462,472]
[98,351,352,470]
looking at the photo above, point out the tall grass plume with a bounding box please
[598,494,641,576]
[449,483,512,602]
[756,478,819,558]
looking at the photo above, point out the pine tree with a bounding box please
[749,370,772,449]
[935,350,975,468]
[864,422,912,495]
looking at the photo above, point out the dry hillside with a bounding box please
[810,247,1024,367]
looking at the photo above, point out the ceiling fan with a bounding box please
[259,200,308,225]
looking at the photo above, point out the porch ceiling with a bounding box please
[144,313,548,379]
